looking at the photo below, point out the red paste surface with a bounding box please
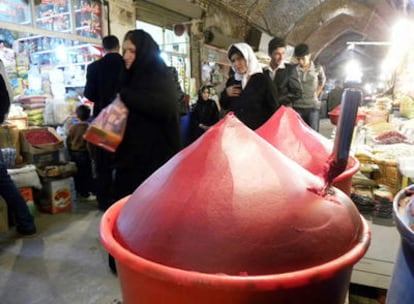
[115,113,362,276]
[256,106,357,181]
[23,130,59,145]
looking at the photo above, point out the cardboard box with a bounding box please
[38,178,71,214]
[19,187,35,218]
[0,196,8,232]
[22,150,60,167]
[20,127,63,166]
[20,127,63,155]
[5,116,29,129]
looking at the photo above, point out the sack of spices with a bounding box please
[84,96,128,152]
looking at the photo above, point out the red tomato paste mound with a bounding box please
[23,130,59,145]
[256,106,356,180]
[115,113,363,276]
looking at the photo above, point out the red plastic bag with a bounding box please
[84,96,128,152]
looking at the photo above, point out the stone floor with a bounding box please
[0,118,384,304]
[0,198,122,304]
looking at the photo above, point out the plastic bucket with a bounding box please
[100,196,371,304]
[386,185,414,304]
[332,155,360,196]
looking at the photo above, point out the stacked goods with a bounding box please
[18,95,47,126]
[364,108,388,124]
[398,95,414,119]
[375,97,392,112]
[365,121,395,136]
[350,189,376,215]
[372,144,414,194]
[364,121,410,144]
[372,187,394,219]
[354,143,414,195]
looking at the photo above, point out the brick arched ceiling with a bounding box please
[212,0,408,82]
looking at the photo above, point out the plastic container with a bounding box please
[101,114,371,303]
[328,106,366,126]
[100,196,370,304]
[386,185,414,304]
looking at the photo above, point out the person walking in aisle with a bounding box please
[263,37,302,107]
[114,29,181,199]
[0,61,36,237]
[220,42,277,130]
[293,43,326,131]
[106,29,181,274]
[83,35,123,211]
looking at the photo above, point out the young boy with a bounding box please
[66,104,95,200]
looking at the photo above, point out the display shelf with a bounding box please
[29,43,91,55]
[36,11,71,23]
[55,61,92,69]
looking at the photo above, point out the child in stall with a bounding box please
[66,104,96,201]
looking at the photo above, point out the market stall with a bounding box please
[1,0,104,127]
[0,1,106,227]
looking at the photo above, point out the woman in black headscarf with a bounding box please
[189,85,219,143]
[113,29,181,200]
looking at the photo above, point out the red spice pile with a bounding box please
[23,130,59,145]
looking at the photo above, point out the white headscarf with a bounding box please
[228,42,263,89]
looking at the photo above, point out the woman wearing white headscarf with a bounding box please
[220,42,278,129]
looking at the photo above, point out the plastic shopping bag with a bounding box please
[84,96,128,152]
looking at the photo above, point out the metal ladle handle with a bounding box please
[326,88,362,185]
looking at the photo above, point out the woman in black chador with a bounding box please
[108,29,182,274]
[114,29,181,200]
[189,85,219,142]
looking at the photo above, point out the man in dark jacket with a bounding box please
[84,35,124,211]
[84,35,124,117]
[263,37,302,107]
[0,66,36,236]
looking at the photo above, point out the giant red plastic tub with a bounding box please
[100,196,370,304]
[101,114,370,304]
